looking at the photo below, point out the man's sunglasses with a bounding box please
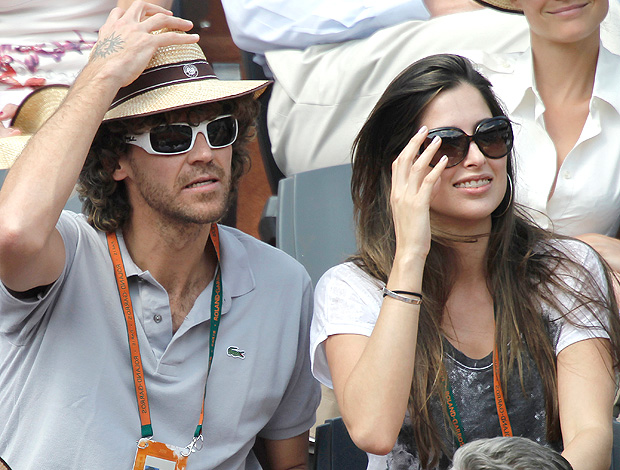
[125,115,238,155]
[420,116,513,168]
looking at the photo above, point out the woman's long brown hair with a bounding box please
[350,54,620,468]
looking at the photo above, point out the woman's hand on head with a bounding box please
[390,126,448,262]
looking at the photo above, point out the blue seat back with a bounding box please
[276,164,356,287]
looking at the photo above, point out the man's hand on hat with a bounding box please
[87,1,199,88]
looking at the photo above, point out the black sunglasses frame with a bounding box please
[421,116,514,168]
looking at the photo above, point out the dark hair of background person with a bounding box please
[77,95,260,232]
[451,436,573,470]
[349,53,620,468]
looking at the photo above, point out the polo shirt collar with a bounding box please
[111,225,256,315]
[114,229,143,278]
[216,224,255,314]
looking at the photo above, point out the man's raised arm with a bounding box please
[0,2,198,293]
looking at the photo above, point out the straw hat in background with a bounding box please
[0,84,69,170]
[0,29,271,170]
[474,0,523,14]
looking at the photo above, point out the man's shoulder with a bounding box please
[218,225,310,281]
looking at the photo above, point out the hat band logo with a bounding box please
[110,60,217,110]
[183,64,199,78]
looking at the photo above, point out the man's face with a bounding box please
[113,116,234,227]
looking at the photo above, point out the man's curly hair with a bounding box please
[77,95,260,232]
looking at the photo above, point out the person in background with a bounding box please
[224,0,619,178]
[0,0,172,137]
[221,0,482,76]
[451,436,573,470]
[0,3,319,469]
[473,0,620,277]
[310,54,620,470]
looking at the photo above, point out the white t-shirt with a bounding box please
[310,238,610,469]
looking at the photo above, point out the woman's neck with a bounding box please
[531,32,599,105]
[444,239,495,359]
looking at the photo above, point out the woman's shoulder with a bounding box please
[317,261,383,294]
[314,261,385,319]
[536,237,601,268]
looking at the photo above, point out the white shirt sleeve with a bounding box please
[545,239,612,354]
[221,0,430,55]
[310,262,384,388]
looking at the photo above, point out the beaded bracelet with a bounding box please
[382,287,423,305]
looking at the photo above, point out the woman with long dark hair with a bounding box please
[309,54,620,470]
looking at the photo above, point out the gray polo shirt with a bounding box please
[0,211,320,470]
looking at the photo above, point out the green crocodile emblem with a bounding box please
[227,346,245,359]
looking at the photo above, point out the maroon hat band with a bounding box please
[110,60,217,109]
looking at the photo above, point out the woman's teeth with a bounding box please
[454,179,490,188]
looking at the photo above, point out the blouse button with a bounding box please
[153,314,162,323]
[563,171,572,179]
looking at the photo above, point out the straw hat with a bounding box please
[0,84,69,170]
[103,30,270,121]
[474,0,523,14]
[0,30,271,169]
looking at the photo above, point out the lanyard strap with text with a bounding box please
[443,345,512,447]
[106,224,222,440]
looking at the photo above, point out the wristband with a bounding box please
[382,287,423,305]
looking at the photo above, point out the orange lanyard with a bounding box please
[492,346,513,438]
[106,225,222,440]
[443,345,512,447]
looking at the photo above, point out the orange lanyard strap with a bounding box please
[443,345,512,447]
[195,224,222,438]
[493,346,513,438]
[106,224,222,439]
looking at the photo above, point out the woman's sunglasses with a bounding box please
[420,116,514,168]
[125,114,238,155]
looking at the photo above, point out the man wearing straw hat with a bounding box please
[0,3,320,470]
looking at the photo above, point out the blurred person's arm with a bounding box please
[424,0,483,17]
[117,0,173,9]
[221,0,431,56]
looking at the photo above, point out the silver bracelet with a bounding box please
[382,287,423,305]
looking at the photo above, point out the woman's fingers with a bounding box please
[418,154,448,204]
[392,127,426,187]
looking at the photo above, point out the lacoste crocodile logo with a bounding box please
[227,346,245,359]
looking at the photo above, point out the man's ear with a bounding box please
[112,156,129,182]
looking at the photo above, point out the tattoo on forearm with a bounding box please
[90,33,125,60]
